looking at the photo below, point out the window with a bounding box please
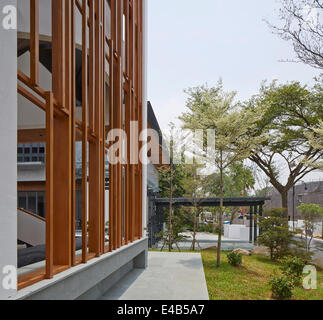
[18,192,27,209]
[18,191,46,218]
[18,143,46,163]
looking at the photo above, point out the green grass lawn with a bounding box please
[201,250,323,300]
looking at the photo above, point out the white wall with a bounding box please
[17,209,45,246]
[142,0,148,237]
[0,0,18,299]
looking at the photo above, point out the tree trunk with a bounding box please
[168,165,173,252]
[280,190,289,220]
[216,151,223,267]
[192,208,197,251]
[230,211,236,224]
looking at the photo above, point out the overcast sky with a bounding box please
[147,0,323,186]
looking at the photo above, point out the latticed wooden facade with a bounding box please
[16,0,146,290]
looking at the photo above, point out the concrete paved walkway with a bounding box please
[161,232,256,251]
[100,252,209,300]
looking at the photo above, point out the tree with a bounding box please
[268,0,323,69]
[204,163,255,223]
[182,160,208,251]
[305,120,323,169]
[258,208,295,261]
[246,79,323,217]
[180,83,265,266]
[204,163,255,198]
[297,203,323,250]
[158,124,186,252]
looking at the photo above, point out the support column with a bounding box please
[259,204,263,236]
[249,206,253,244]
[254,205,258,244]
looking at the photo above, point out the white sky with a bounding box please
[147,0,323,187]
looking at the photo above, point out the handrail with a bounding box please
[18,207,46,222]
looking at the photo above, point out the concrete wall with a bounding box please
[17,163,45,182]
[15,238,148,300]
[0,0,18,300]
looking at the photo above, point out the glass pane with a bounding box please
[18,192,27,209]
[37,192,45,218]
[27,192,37,213]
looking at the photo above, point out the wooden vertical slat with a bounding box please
[52,0,66,108]
[82,0,89,264]
[89,0,102,257]
[129,0,135,242]
[99,0,104,255]
[88,0,96,256]
[138,0,143,238]
[30,0,39,86]
[125,82,131,244]
[134,0,140,239]
[109,39,115,251]
[52,0,72,267]
[124,0,130,243]
[102,0,107,254]
[89,0,95,132]
[69,0,77,267]
[117,0,124,248]
[45,91,54,279]
[110,0,117,251]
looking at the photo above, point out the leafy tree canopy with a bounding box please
[246,78,323,210]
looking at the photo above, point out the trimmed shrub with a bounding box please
[257,208,294,261]
[227,251,242,267]
[280,256,305,286]
[270,275,294,300]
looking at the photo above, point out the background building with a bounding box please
[265,181,323,221]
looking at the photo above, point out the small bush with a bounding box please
[227,251,242,267]
[280,256,305,286]
[270,275,294,300]
[287,247,313,264]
